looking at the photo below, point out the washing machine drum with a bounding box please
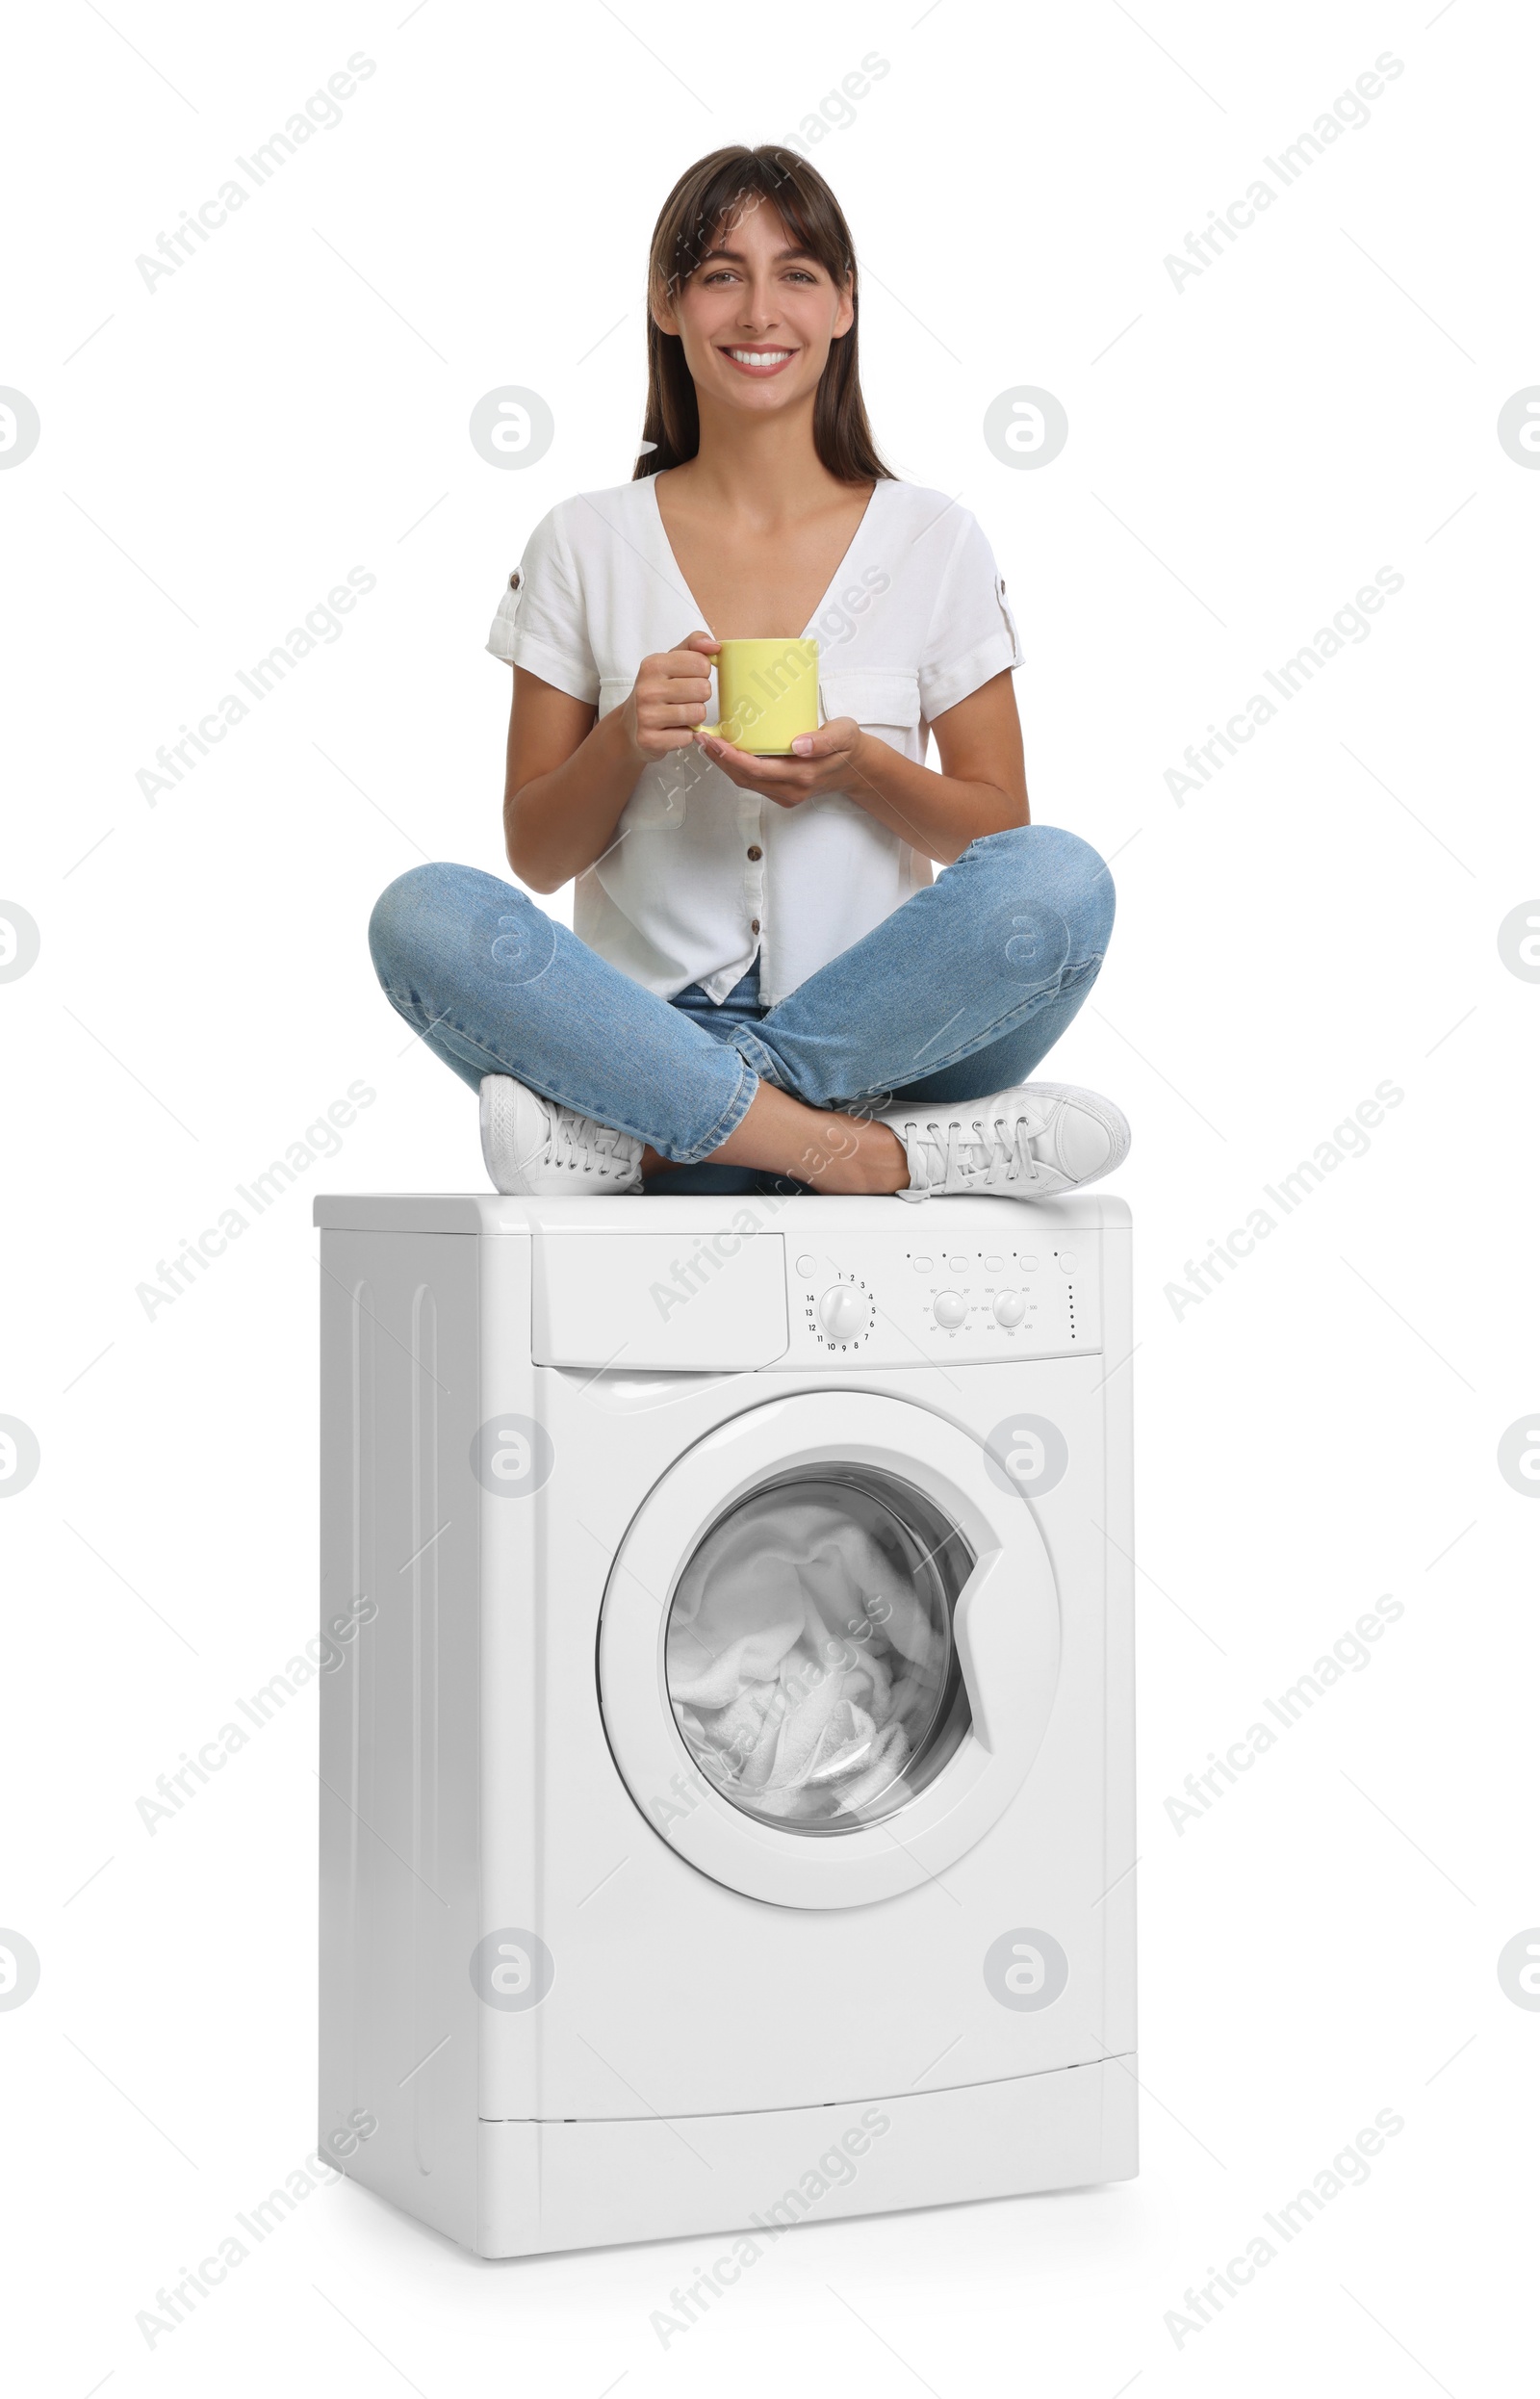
[665,1469,972,1835]
[599,1392,1063,1910]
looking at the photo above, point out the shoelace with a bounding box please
[546,1108,634,1177]
[903,1107,1049,1194]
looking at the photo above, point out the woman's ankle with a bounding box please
[793,1116,909,1195]
[704,1087,910,1194]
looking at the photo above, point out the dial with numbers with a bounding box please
[802,1271,874,1349]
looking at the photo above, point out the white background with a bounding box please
[3,0,1536,2389]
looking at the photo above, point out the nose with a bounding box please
[736,279,782,335]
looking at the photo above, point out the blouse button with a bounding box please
[747,844,762,861]
[750,918,760,935]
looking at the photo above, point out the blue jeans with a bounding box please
[368,824,1114,1170]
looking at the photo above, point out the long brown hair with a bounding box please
[635,145,893,486]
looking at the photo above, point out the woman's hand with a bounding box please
[621,631,719,763]
[698,674,1029,860]
[695,716,867,810]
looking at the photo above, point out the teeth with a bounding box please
[729,348,791,366]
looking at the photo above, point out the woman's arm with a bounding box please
[694,669,1029,865]
[503,633,718,892]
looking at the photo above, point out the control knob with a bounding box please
[932,1290,968,1329]
[817,1284,868,1341]
[993,1290,1027,1328]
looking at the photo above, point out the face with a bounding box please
[654,196,855,416]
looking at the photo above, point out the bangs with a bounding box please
[656,150,854,304]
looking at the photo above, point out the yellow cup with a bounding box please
[698,637,819,754]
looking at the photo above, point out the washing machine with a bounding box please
[314,1189,1136,2257]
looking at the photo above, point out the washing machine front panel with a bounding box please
[528,1219,1103,1374]
[520,1343,1129,2121]
[598,1390,1063,1908]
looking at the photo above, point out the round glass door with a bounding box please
[664,1464,974,1834]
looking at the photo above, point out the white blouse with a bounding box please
[486,475,1023,1006]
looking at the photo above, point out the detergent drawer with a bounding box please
[530,1230,789,1371]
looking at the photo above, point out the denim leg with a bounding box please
[888,979,1098,1103]
[368,864,757,1163]
[734,823,1115,1109]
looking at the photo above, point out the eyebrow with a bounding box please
[695,245,820,269]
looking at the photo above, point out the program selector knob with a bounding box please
[932,1290,968,1329]
[817,1284,868,1340]
[993,1290,1027,1328]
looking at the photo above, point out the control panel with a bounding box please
[786,1235,1099,1366]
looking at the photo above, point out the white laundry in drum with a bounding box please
[665,1479,969,1828]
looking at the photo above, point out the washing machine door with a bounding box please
[598,1391,1061,1908]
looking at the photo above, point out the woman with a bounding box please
[369,145,1127,1203]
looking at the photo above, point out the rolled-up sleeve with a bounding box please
[485,504,601,703]
[915,508,1024,722]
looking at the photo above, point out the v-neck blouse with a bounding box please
[486,476,1023,1006]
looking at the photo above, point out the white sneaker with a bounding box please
[878,1082,1130,1202]
[479,1075,643,1196]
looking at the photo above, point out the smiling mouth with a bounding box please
[720,346,797,376]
